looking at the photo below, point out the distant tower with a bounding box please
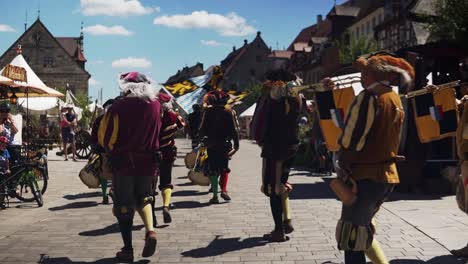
[24,10,28,32]
[79,21,84,52]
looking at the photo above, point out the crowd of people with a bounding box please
[48,52,468,263]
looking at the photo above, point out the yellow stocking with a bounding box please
[137,203,155,233]
[281,193,291,220]
[365,239,389,264]
[162,188,172,208]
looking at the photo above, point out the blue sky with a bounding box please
[0,0,344,101]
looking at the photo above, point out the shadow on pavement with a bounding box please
[177,175,189,179]
[79,223,144,236]
[172,190,208,197]
[181,235,268,257]
[63,192,102,200]
[387,192,447,202]
[177,182,196,187]
[389,255,466,264]
[49,201,98,211]
[289,180,337,200]
[38,254,150,264]
[172,201,210,209]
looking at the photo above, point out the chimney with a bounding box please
[244,39,248,46]
[257,31,261,37]
[233,46,236,52]
[317,14,323,24]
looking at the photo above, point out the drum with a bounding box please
[100,154,113,181]
[188,170,210,186]
[79,155,101,188]
[184,150,197,169]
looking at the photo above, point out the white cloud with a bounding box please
[200,40,225,47]
[89,77,100,86]
[112,57,152,68]
[81,0,158,16]
[84,24,133,36]
[154,11,256,37]
[0,24,15,32]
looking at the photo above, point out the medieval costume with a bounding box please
[158,93,186,223]
[335,53,414,264]
[451,59,468,258]
[90,98,116,205]
[98,72,161,262]
[199,90,239,204]
[255,69,303,242]
[188,104,202,149]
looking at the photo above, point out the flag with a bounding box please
[412,87,458,143]
[315,87,355,151]
[226,90,249,108]
[177,88,207,114]
[164,80,198,97]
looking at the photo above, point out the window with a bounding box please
[372,17,376,28]
[43,56,54,67]
[250,69,256,77]
[356,27,360,37]
[367,21,371,35]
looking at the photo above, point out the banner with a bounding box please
[412,87,458,143]
[226,90,249,108]
[164,80,198,97]
[1,64,27,82]
[315,87,355,151]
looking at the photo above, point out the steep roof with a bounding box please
[220,33,269,75]
[0,19,89,76]
[328,4,360,17]
[287,20,332,51]
[269,50,294,59]
[56,37,86,62]
[165,62,204,84]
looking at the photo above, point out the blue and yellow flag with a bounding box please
[412,87,458,143]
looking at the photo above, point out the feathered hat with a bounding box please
[118,72,156,100]
[203,90,229,106]
[354,52,415,89]
[158,93,174,111]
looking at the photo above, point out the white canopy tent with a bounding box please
[0,54,63,97]
[240,103,256,118]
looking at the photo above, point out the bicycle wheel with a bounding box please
[14,166,47,202]
[29,180,43,207]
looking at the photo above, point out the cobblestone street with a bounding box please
[0,139,466,264]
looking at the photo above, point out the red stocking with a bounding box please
[220,171,229,192]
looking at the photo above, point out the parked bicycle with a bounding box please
[0,146,48,208]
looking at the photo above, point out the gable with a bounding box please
[0,20,89,77]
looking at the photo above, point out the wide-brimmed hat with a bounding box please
[354,52,415,88]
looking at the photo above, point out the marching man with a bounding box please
[157,93,186,223]
[98,72,161,262]
[333,53,414,264]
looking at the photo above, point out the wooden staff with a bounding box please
[405,80,461,98]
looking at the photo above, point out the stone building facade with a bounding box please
[220,32,271,91]
[0,19,90,95]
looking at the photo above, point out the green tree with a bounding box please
[243,82,263,106]
[75,93,92,130]
[335,34,379,64]
[427,0,468,46]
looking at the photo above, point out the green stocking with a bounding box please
[210,175,219,198]
[100,178,108,198]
